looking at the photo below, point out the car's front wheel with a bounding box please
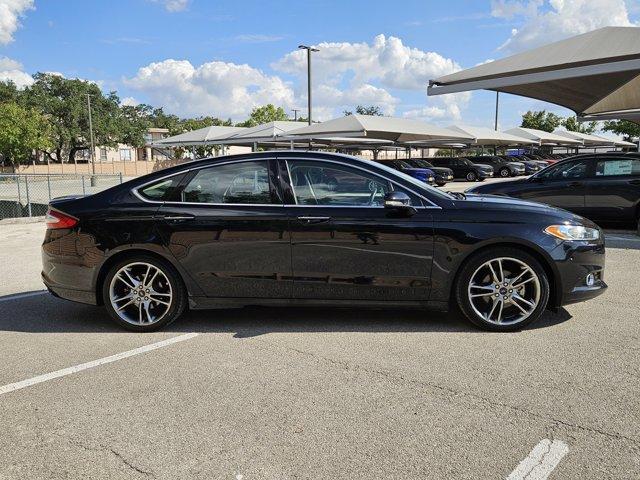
[455,247,550,331]
[103,255,187,332]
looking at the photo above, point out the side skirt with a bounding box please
[188,296,450,312]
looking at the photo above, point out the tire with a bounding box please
[455,247,550,332]
[466,171,477,182]
[499,167,511,178]
[436,181,447,187]
[102,255,187,332]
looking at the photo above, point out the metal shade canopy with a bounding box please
[151,125,246,147]
[504,127,582,145]
[285,114,475,143]
[446,125,537,146]
[551,130,616,146]
[428,27,640,120]
[217,121,306,145]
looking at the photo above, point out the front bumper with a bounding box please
[552,240,607,307]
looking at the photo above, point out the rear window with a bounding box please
[138,175,183,201]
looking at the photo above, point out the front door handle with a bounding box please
[628,179,640,186]
[568,181,583,187]
[297,216,331,224]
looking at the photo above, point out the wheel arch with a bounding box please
[95,247,195,306]
[449,239,561,310]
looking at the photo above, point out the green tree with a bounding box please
[0,102,52,167]
[344,105,384,116]
[0,80,20,104]
[602,120,640,141]
[21,73,126,163]
[563,116,597,134]
[520,110,563,132]
[237,104,289,127]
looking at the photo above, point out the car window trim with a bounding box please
[132,157,286,207]
[280,157,441,209]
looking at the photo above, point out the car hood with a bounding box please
[458,193,595,225]
[465,177,528,194]
[402,167,433,176]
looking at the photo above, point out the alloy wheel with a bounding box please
[467,257,541,326]
[108,262,173,326]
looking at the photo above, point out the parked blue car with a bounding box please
[376,160,435,185]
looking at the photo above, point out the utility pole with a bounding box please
[86,94,97,186]
[298,44,319,125]
[494,91,500,131]
[291,109,300,121]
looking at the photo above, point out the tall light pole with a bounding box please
[494,91,500,131]
[85,94,97,186]
[291,108,300,121]
[298,44,319,125]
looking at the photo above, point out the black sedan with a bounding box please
[42,151,606,332]
[430,157,494,181]
[467,153,640,230]
[404,159,454,186]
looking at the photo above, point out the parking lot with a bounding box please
[0,177,639,479]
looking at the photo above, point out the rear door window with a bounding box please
[595,158,640,177]
[181,160,274,204]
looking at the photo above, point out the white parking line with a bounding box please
[0,333,198,396]
[0,291,47,302]
[507,439,569,480]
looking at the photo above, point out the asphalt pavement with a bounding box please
[0,217,638,479]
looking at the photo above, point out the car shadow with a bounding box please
[0,292,573,336]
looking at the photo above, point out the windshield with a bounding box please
[372,161,453,200]
[415,160,434,168]
[397,160,413,169]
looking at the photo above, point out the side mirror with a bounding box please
[384,191,416,216]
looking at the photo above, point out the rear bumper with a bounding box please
[44,278,98,305]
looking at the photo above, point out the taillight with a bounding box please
[45,209,78,229]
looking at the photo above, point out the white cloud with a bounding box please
[125,59,295,119]
[0,56,32,87]
[0,0,34,44]
[273,34,461,91]
[121,96,139,106]
[272,34,467,122]
[491,0,636,52]
[150,0,189,12]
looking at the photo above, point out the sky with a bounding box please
[0,0,639,129]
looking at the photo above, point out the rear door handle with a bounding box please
[628,179,640,186]
[568,181,583,187]
[297,216,331,224]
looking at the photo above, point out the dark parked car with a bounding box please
[42,151,606,333]
[470,156,526,177]
[404,159,454,186]
[467,153,640,230]
[499,155,541,175]
[430,157,494,181]
[376,160,435,185]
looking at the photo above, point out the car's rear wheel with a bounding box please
[466,171,477,181]
[455,247,549,331]
[103,256,186,332]
[499,167,511,177]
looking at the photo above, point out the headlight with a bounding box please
[544,225,600,241]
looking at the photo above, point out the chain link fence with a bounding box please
[0,174,124,219]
